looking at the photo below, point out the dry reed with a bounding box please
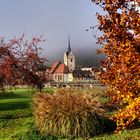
[34,88,104,138]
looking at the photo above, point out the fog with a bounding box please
[46,45,105,67]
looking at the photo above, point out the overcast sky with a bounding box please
[0,0,104,66]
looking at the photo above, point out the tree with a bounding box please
[91,0,140,131]
[0,35,47,93]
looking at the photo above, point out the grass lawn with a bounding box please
[0,88,140,140]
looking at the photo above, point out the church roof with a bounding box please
[49,61,61,74]
[54,63,69,74]
[65,36,72,55]
[67,36,71,53]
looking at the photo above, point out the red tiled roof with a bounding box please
[54,64,69,74]
[49,61,61,74]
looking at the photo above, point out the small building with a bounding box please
[72,69,93,81]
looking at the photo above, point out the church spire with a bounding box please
[67,36,71,53]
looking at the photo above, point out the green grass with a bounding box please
[0,87,140,140]
[0,88,31,140]
[0,88,60,140]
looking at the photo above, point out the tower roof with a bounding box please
[67,36,71,54]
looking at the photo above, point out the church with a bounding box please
[47,38,95,82]
[64,37,75,72]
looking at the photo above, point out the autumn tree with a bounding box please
[91,0,140,131]
[0,35,47,93]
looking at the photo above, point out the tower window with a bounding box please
[71,59,73,62]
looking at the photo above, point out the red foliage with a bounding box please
[0,35,47,92]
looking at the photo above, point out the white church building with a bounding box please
[64,37,75,72]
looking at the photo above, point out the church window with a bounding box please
[60,75,62,80]
[55,75,57,80]
[71,59,73,62]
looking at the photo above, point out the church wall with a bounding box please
[64,52,75,72]
[64,74,68,82]
[68,73,73,82]
[53,73,68,82]
[67,57,75,72]
[64,53,68,66]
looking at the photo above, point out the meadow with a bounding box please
[0,88,139,140]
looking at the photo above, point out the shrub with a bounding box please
[34,88,104,138]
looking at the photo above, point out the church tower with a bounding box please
[64,37,75,72]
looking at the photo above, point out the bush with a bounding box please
[34,88,104,138]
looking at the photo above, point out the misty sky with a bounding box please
[0,0,104,66]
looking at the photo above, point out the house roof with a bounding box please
[72,69,93,78]
[54,63,69,74]
[49,61,61,74]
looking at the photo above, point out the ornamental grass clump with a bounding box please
[34,88,104,138]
